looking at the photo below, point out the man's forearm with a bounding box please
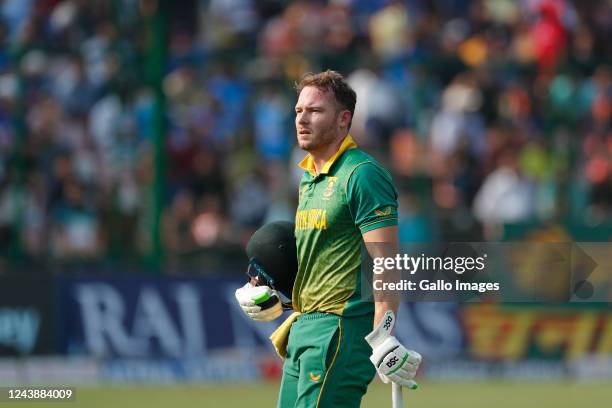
[363,226,401,330]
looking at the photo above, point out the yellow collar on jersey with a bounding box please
[298,134,357,177]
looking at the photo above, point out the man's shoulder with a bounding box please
[338,147,381,171]
[339,148,391,179]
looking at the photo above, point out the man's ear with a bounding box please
[338,109,351,129]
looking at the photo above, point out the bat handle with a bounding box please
[392,383,403,408]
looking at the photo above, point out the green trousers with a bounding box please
[277,312,376,408]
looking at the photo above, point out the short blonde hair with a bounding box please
[295,70,356,128]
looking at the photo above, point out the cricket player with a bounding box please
[236,70,421,407]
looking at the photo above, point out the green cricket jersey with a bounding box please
[293,134,398,317]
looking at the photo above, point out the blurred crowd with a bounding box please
[0,0,610,264]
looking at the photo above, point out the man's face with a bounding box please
[295,86,344,152]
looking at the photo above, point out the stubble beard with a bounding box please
[299,122,340,154]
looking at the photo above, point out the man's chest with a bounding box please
[296,175,351,232]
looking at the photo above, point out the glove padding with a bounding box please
[365,310,422,388]
[368,336,421,387]
[235,283,283,322]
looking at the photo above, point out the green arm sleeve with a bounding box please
[346,162,399,234]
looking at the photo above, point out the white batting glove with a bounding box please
[365,310,422,389]
[235,283,283,322]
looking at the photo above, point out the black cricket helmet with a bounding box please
[246,221,297,299]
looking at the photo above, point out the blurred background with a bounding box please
[0,0,610,406]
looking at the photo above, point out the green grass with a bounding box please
[2,381,610,408]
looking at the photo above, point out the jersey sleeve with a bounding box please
[346,162,398,234]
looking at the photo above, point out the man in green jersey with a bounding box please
[236,70,422,407]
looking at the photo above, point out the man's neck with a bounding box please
[309,134,347,174]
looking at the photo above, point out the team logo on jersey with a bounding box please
[374,206,392,217]
[309,372,322,382]
[322,177,338,201]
